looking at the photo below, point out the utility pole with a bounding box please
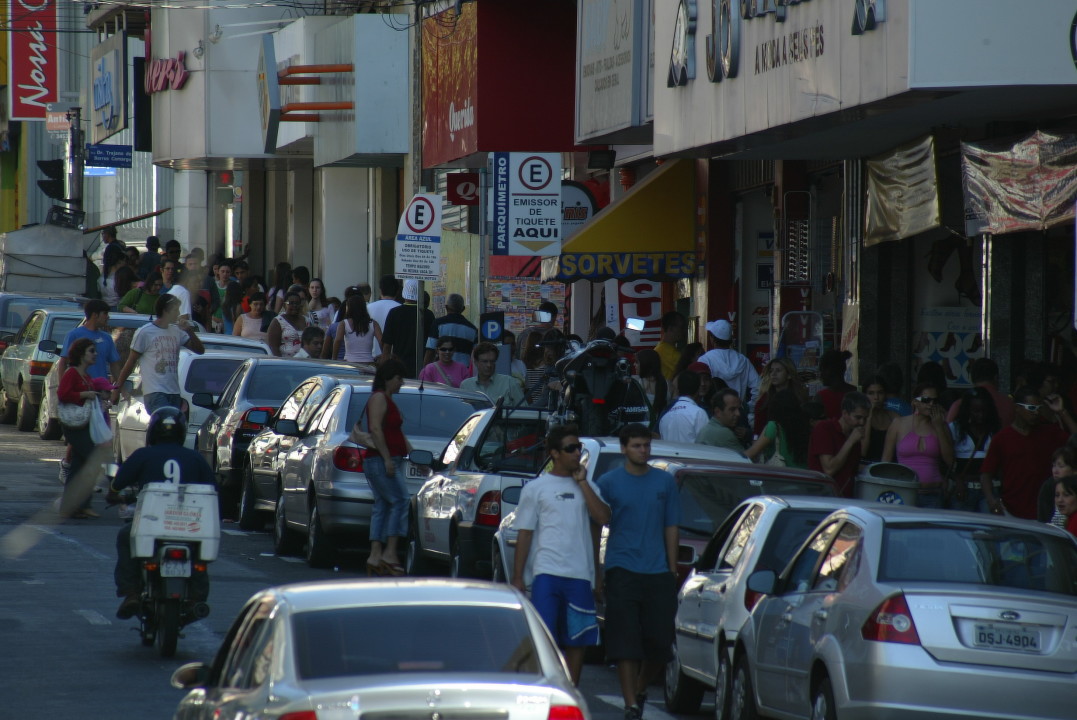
[66,106,84,212]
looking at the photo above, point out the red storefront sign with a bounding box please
[617,280,664,349]
[447,173,481,206]
[145,52,190,94]
[8,0,60,121]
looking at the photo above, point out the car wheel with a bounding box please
[714,644,732,720]
[272,485,301,555]
[405,507,432,576]
[490,544,505,583]
[664,642,705,713]
[237,464,264,531]
[37,398,62,440]
[0,386,16,424]
[16,390,36,432]
[730,655,759,720]
[449,530,476,579]
[810,676,837,720]
[305,502,336,569]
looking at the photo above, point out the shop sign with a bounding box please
[447,173,480,206]
[561,181,598,241]
[86,143,133,168]
[558,251,697,280]
[421,3,479,166]
[91,33,128,144]
[257,34,281,154]
[145,52,190,94]
[8,0,60,121]
[492,152,563,256]
[667,0,697,86]
[395,193,443,281]
[614,279,663,348]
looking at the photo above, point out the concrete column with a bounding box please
[315,167,370,297]
[171,170,208,255]
[287,167,314,272]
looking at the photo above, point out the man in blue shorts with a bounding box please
[597,423,680,720]
[512,423,610,685]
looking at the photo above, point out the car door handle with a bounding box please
[781,613,793,623]
[813,610,828,621]
[717,584,727,594]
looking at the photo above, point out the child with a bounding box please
[293,326,325,359]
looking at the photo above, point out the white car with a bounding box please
[195,333,271,355]
[112,349,252,459]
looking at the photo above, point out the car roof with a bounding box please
[657,458,834,484]
[181,348,259,361]
[330,376,493,402]
[838,503,1076,535]
[36,309,155,327]
[241,356,368,373]
[742,495,876,512]
[586,436,749,464]
[266,578,527,613]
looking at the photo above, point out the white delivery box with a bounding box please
[130,482,220,561]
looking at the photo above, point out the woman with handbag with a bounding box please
[745,389,810,468]
[57,338,111,519]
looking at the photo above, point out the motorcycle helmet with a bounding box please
[146,406,187,446]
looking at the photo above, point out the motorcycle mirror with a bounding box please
[624,317,645,332]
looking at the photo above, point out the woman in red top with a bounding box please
[57,338,111,519]
[1055,474,1077,537]
[362,359,412,576]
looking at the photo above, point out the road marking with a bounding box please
[76,609,111,626]
[22,579,44,585]
[595,695,686,720]
[277,556,304,563]
[25,524,111,561]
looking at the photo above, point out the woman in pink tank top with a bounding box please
[882,383,955,506]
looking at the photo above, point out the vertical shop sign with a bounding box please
[9,0,60,120]
[91,32,128,144]
[491,152,563,256]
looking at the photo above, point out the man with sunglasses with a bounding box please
[979,387,1076,518]
[511,424,609,685]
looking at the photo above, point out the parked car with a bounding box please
[0,292,86,353]
[170,578,590,720]
[732,505,1077,720]
[252,377,490,567]
[0,309,155,433]
[195,333,271,355]
[193,357,366,491]
[112,349,253,459]
[665,495,860,716]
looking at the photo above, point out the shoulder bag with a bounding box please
[58,399,93,428]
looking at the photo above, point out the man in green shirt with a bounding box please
[695,388,748,457]
[461,342,524,407]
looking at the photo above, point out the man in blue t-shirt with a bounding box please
[596,423,680,720]
[57,299,121,381]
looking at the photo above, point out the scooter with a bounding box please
[548,337,650,437]
[124,477,220,657]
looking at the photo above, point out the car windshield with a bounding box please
[678,472,836,536]
[347,393,491,438]
[48,317,82,343]
[184,358,244,394]
[880,523,1077,597]
[292,604,540,678]
[246,364,361,405]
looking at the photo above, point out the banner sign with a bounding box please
[91,32,128,144]
[865,135,941,247]
[492,152,563,256]
[395,193,443,280]
[9,0,61,120]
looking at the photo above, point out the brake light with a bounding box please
[862,593,921,645]
[334,446,365,473]
[591,397,606,405]
[240,406,275,430]
[548,706,584,720]
[280,712,318,720]
[0,340,8,353]
[744,588,763,611]
[475,491,501,526]
[164,547,189,561]
[29,360,52,376]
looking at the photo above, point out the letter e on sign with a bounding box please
[447,172,480,206]
[405,197,436,235]
[519,156,554,191]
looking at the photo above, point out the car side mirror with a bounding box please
[677,543,698,566]
[37,339,59,354]
[408,449,434,466]
[274,418,299,436]
[170,662,210,690]
[245,409,269,425]
[501,485,522,505]
[746,570,777,595]
[191,392,217,410]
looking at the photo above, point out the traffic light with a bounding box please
[37,159,66,200]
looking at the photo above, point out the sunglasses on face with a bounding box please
[1016,402,1042,412]
[438,347,453,352]
[559,443,582,453]
[915,396,939,404]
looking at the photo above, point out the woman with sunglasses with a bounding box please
[418,334,470,387]
[882,382,955,507]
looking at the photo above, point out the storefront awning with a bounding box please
[541,158,697,282]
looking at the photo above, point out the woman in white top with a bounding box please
[233,291,269,342]
[267,290,308,357]
[307,278,338,328]
[948,386,1000,513]
[333,294,381,365]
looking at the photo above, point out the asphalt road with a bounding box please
[0,423,705,720]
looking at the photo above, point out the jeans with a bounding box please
[365,455,408,543]
[60,424,103,514]
[144,393,182,414]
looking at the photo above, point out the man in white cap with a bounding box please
[381,278,435,378]
[698,318,760,424]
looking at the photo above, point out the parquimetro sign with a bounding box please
[8,0,60,120]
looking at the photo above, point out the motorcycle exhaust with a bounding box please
[190,602,211,620]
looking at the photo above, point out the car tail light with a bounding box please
[591,397,606,404]
[193,562,207,573]
[548,706,584,720]
[475,491,501,526]
[29,360,52,376]
[862,593,921,645]
[279,712,318,720]
[0,340,8,354]
[334,446,365,473]
[240,406,275,430]
[143,561,158,572]
[164,547,188,561]
[743,588,763,611]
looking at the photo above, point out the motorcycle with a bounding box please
[123,476,220,657]
[547,336,650,437]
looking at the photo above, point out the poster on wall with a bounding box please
[912,306,982,388]
[485,276,566,339]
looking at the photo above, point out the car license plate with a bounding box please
[973,623,1040,652]
[406,462,426,479]
[161,559,191,578]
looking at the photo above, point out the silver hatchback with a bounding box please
[733,506,1077,720]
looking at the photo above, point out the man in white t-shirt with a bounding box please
[159,258,192,322]
[658,369,708,443]
[112,294,204,413]
[512,424,610,685]
[366,274,400,359]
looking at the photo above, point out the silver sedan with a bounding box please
[171,578,590,720]
[733,505,1077,720]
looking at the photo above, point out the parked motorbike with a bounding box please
[547,337,650,436]
[122,476,220,657]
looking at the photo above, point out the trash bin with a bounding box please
[855,462,921,506]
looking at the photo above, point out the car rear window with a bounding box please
[678,472,837,535]
[48,317,82,343]
[3,299,79,329]
[184,357,244,394]
[247,364,362,405]
[292,604,540,678]
[347,393,491,438]
[880,524,1077,596]
[201,339,268,354]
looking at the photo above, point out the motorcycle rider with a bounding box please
[110,407,217,619]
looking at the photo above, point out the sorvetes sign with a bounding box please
[8,0,60,120]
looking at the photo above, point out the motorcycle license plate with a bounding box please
[973,623,1040,653]
[161,559,191,578]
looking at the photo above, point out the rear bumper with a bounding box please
[457,520,496,575]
